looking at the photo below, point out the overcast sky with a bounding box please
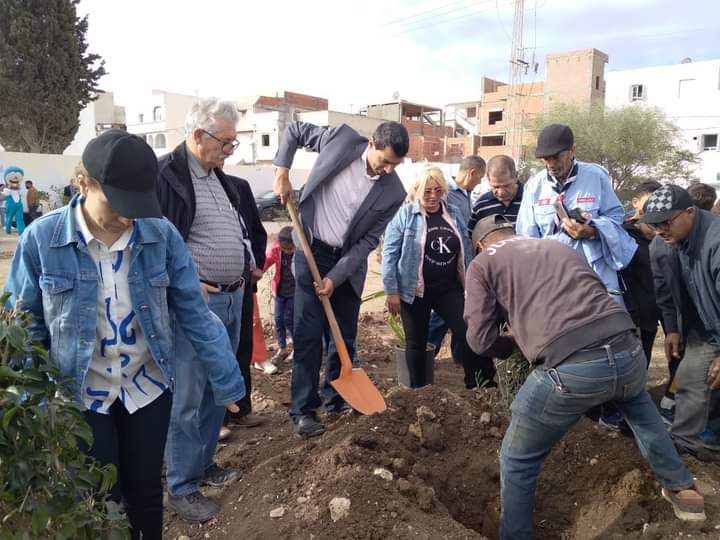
[78,0,720,110]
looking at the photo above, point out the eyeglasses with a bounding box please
[647,210,684,231]
[202,130,239,153]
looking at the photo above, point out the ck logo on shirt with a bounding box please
[430,236,452,254]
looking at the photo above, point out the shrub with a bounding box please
[0,294,128,539]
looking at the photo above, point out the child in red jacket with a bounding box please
[262,226,295,367]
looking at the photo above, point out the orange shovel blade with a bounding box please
[330,368,387,415]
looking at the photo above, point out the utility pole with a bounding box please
[506,0,527,162]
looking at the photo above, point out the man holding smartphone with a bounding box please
[516,124,637,304]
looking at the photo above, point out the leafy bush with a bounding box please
[0,294,128,539]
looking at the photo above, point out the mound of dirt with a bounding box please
[165,314,720,540]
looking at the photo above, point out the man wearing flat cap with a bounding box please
[5,129,245,539]
[642,184,720,460]
[516,124,636,303]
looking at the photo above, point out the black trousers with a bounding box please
[400,283,495,388]
[235,279,254,416]
[82,390,171,540]
[640,328,657,368]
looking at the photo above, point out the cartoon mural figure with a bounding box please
[3,166,26,234]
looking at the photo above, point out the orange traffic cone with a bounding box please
[251,294,268,364]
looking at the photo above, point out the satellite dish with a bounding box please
[392,91,400,101]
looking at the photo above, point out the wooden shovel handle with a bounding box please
[286,198,353,374]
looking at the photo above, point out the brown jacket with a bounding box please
[464,236,634,367]
[26,186,39,208]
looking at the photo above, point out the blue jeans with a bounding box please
[274,295,294,349]
[500,335,693,540]
[290,248,360,420]
[165,288,243,496]
[428,311,462,362]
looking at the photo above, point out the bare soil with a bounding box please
[164,313,720,540]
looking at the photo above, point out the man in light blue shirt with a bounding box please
[516,124,636,304]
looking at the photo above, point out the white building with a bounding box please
[125,90,199,156]
[63,91,126,155]
[606,58,720,189]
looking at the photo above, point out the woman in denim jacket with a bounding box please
[382,166,495,388]
[5,130,245,540]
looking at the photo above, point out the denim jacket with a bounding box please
[382,200,471,304]
[5,198,245,407]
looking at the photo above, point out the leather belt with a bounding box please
[312,238,343,257]
[200,277,245,293]
[561,330,638,365]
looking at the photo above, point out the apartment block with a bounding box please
[606,58,720,187]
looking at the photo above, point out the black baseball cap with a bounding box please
[535,124,574,158]
[472,214,515,246]
[639,184,694,224]
[81,129,162,219]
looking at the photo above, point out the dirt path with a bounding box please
[166,315,720,540]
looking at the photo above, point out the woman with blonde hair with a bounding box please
[382,167,495,388]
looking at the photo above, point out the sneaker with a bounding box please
[271,348,288,363]
[168,492,220,522]
[699,428,720,451]
[229,413,266,428]
[254,360,278,375]
[201,463,240,488]
[293,415,326,438]
[661,487,706,521]
[598,411,624,431]
[659,407,675,427]
[218,426,232,441]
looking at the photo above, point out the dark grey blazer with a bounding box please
[273,122,406,297]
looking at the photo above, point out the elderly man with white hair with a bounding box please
[157,97,250,522]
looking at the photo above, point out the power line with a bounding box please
[389,0,498,33]
[393,0,516,35]
[386,0,482,26]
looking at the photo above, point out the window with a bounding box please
[678,78,697,99]
[154,133,166,149]
[480,135,505,146]
[466,106,477,118]
[145,134,153,146]
[152,106,163,121]
[701,134,718,151]
[488,110,503,125]
[138,113,144,123]
[261,134,271,147]
[238,109,247,119]
[595,76,600,90]
[630,84,645,101]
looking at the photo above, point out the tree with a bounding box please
[522,104,699,194]
[0,0,106,153]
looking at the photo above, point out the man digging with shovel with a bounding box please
[464,215,706,540]
[273,121,409,437]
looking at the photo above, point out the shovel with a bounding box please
[286,197,387,415]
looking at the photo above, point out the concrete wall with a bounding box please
[544,49,608,110]
[0,151,79,210]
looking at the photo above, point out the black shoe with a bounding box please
[168,492,220,522]
[325,401,352,416]
[201,463,240,488]
[294,415,326,438]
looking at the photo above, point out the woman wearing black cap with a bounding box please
[6,130,245,539]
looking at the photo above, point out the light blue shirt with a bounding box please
[446,179,471,229]
[516,161,637,302]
